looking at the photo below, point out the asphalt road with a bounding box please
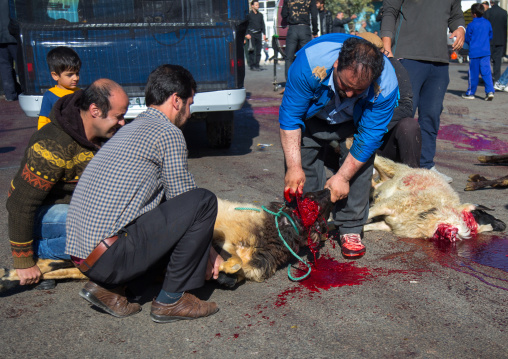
[0,61,507,358]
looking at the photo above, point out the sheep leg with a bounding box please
[364,221,392,232]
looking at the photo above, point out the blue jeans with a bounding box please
[32,204,71,260]
[400,59,449,169]
[498,67,508,86]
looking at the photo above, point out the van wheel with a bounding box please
[206,111,234,149]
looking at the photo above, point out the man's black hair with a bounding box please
[472,3,485,17]
[145,64,197,107]
[251,0,258,6]
[317,0,325,4]
[79,81,119,118]
[46,46,81,75]
[337,37,384,84]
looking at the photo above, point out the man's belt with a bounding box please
[78,235,118,273]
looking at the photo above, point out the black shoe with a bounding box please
[35,279,56,290]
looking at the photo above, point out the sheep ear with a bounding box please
[473,204,493,211]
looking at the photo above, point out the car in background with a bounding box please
[9,0,249,148]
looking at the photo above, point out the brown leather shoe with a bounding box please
[150,292,219,323]
[79,281,141,318]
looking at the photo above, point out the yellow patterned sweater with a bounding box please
[6,90,98,269]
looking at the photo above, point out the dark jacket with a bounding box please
[246,9,265,36]
[318,9,333,35]
[6,91,98,269]
[281,0,318,36]
[0,0,16,44]
[332,16,355,34]
[484,4,507,46]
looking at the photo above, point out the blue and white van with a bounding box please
[9,0,248,148]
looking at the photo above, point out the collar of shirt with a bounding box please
[315,73,368,125]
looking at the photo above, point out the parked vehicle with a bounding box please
[9,0,248,148]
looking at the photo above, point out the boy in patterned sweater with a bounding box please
[7,79,128,288]
[37,46,81,129]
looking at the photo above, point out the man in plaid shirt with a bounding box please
[66,65,222,323]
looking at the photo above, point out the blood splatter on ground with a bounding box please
[253,106,279,116]
[437,124,508,152]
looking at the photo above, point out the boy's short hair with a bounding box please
[471,3,485,17]
[46,46,81,75]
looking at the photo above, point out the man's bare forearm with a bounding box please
[280,128,302,169]
[336,152,364,182]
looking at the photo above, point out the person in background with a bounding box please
[482,1,490,11]
[281,0,318,82]
[316,0,333,36]
[245,1,266,71]
[380,0,465,184]
[462,3,494,101]
[483,0,507,83]
[358,20,368,34]
[493,66,508,91]
[332,11,357,34]
[38,47,81,129]
[0,0,21,101]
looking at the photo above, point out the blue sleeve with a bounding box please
[39,91,59,117]
[465,24,472,45]
[349,86,398,162]
[278,57,317,131]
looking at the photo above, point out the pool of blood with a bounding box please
[455,235,508,272]
[297,254,371,292]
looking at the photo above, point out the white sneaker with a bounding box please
[461,93,475,100]
[494,82,505,91]
[430,166,453,183]
[504,86,508,93]
[485,92,494,101]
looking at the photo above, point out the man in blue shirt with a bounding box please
[279,34,398,259]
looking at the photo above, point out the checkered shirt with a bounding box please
[65,107,196,259]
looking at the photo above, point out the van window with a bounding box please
[11,0,237,25]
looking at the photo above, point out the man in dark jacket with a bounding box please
[245,1,266,71]
[316,0,333,36]
[6,79,128,288]
[0,0,20,101]
[332,11,358,34]
[281,0,318,80]
[484,0,507,82]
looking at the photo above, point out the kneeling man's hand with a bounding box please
[206,247,224,280]
[17,265,42,286]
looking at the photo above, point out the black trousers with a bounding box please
[285,24,312,80]
[248,32,263,69]
[85,188,218,293]
[377,117,422,168]
[490,44,505,82]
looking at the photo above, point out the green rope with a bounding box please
[234,207,261,212]
[235,205,311,281]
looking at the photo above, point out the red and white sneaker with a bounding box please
[340,233,366,259]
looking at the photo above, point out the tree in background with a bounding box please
[327,0,375,18]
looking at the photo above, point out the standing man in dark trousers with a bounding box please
[246,1,266,71]
[0,0,20,101]
[484,0,507,82]
[381,0,465,184]
[316,0,333,36]
[66,65,222,323]
[281,0,318,81]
